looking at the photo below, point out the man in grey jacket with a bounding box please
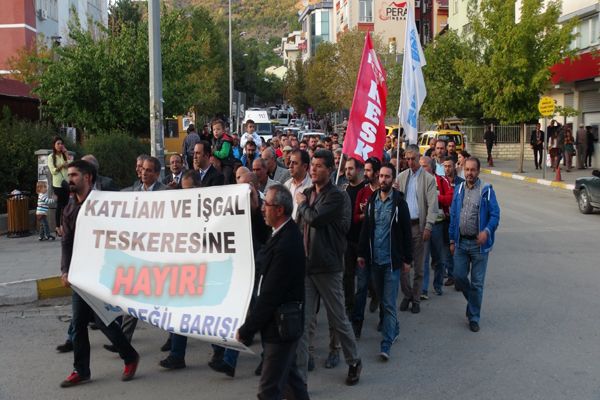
[395,145,439,314]
[295,150,362,386]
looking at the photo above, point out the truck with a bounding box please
[244,108,274,141]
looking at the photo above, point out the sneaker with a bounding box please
[89,322,99,330]
[160,337,172,352]
[379,351,390,362]
[60,371,90,388]
[411,302,420,314]
[122,354,139,381]
[420,293,429,300]
[469,321,480,333]
[208,359,235,377]
[254,360,263,376]
[38,236,46,241]
[56,340,73,353]
[444,277,455,286]
[434,288,443,296]
[307,355,315,372]
[346,360,362,385]
[49,235,56,240]
[104,344,118,353]
[324,351,340,369]
[159,355,186,370]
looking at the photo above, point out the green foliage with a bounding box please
[459,0,576,124]
[284,59,310,114]
[82,131,149,188]
[422,30,480,122]
[0,110,57,213]
[30,5,227,135]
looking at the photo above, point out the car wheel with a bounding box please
[578,187,593,214]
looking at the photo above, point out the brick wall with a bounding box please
[469,143,534,161]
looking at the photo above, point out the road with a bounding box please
[1,174,599,400]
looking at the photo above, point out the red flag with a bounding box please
[342,32,388,162]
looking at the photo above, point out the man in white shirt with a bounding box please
[240,119,263,150]
[284,149,311,220]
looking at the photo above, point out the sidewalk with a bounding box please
[480,159,595,190]
[0,234,69,305]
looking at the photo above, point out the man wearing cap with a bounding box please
[280,145,293,168]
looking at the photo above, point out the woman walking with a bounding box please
[563,128,575,172]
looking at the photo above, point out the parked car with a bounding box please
[573,170,600,214]
[299,131,326,142]
[418,130,466,155]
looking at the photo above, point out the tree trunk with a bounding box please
[518,122,525,173]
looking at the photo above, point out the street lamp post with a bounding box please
[148,0,165,177]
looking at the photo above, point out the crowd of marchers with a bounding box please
[47,118,500,399]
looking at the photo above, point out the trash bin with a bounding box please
[7,191,31,238]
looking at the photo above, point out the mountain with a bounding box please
[170,0,301,41]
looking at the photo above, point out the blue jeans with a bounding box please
[422,222,447,294]
[453,238,489,323]
[352,262,371,323]
[370,263,400,353]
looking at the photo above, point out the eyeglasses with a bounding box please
[262,201,280,207]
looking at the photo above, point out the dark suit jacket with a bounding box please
[132,181,168,191]
[238,220,305,343]
[163,172,183,189]
[96,175,119,191]
[200,165,225,187]
[530,130,545,147]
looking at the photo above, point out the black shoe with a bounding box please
[56,340,73,353]
[159,355,186,369]
[399,298,411,312]
[160,337,172,352]
[352,320,362,339]
[89,322,99,330]
[254,360,263,376]
[444,277,455,286]
[307,355,315,372]
[208,359,235,377]
[368,297,379,313]
[469,321,480,332]
[346,360,362,386]
[103,344,118,353]
[49,235,55,240]
[324,351,340,369]
[210,346,225,364]
[411,302,420,314]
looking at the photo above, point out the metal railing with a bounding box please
[463,125,537,144]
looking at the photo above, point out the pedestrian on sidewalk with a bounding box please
[35,181,55,241]
[47,136,70,237]
[449,157,500,333]
[530,123,545,170]
[585,126,596,168]
[483,125,496,166]
[576,125,588,169]
[564,128,575,172]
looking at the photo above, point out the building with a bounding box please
[447,0,474,35]
[0,0,108,75]
[298,1,334,61]
[280,30,303,68]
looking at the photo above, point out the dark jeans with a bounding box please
[259,340,309,400]
[453,238,489,323]
[170,333,188,359]
[486,144,493,161]
[352,261,371,323]
[370,264,400,353]
[37,215,51,238]
[343,242,359,313]
[532,145,543,168]
[71,291,138,377]
[53,186,69,228]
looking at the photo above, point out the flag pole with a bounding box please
[335,154,344,185]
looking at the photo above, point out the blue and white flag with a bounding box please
[398,0,427,145]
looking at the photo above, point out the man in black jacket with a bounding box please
[238,184,309,400]
[193,140,225,187]
[358,163,412,361]
[295,150,362,386]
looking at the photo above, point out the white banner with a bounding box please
[398,0,427,145]
[68,184,255,353]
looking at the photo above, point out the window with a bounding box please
[452,0,458,15]
[359,0,373,23]
[321,11,330,42]
[572,15,600,50]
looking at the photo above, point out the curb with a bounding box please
[0,276,71,306]
[481,168,574,191]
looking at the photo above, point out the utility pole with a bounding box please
[149,0,165,177]
[228,0,233,132]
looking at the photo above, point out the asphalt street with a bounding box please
[1,173,599,400]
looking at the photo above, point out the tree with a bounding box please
[284,58,310,115]
[422,30,480,123]
[13,6,227,136]
[459,0,576,171]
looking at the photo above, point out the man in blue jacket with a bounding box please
[449,157,500,333]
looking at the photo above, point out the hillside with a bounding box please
[172,0,301,41]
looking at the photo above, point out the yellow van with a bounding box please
[418,130,466,155]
